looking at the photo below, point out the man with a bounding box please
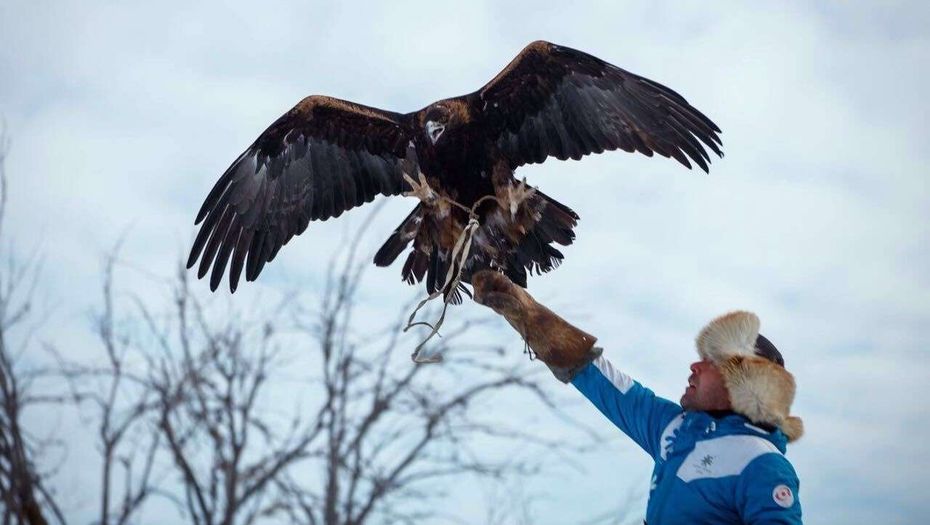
[472,271,803,524]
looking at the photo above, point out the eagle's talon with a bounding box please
[403,172,440,207]
[506,177,536,218]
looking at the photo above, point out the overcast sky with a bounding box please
[2,1,929,524]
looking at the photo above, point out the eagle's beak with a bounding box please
[426,121,445,144]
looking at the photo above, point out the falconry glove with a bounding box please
[472,271,601,383]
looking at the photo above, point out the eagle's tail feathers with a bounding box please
[530,190,578,247]
[512,191,578,282]
[534,189,580,222]
[422,247,468,304]
[504,257,529,288]
[425,246,441,294]
[401,249,429,285]
[374,205,423,267]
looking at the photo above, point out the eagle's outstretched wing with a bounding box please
[188,96,414,292]
[473,41,722,171]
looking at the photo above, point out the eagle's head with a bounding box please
[423,100,470,145]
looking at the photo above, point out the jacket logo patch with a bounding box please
[691,454,716,476]
[773,484,794,508]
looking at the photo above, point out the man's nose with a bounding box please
[690,362,700,374]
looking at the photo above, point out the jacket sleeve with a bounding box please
[571,354,682,458]
[736,453,803,524]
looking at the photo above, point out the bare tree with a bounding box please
[0,129,65,525]
[269,256,554,525]
[101,213,577,525]
[51,245,163,525]
[145,266,310,525]
[0,123,598,522]
[0,127,613,524]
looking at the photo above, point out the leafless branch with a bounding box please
[47,242,164,525]
[0,126,64,525]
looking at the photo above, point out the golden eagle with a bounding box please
[188,41,722,297]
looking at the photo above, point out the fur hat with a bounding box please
[696,311,804,442]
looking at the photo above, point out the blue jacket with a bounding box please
[572,355,802,524]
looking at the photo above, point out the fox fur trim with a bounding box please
[696,311,761,362]
[696,311,804,441]
[718,355,804,441]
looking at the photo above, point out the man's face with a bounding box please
[681,360,732,411]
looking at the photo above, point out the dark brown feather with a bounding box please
[470,40,722,172]
[188,96,414,291]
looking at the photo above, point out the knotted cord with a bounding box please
[405,193,501,363]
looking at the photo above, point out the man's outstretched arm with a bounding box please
[572,356,682,458]
[472,271,681,457]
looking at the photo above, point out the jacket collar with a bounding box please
[682,410,788,454]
